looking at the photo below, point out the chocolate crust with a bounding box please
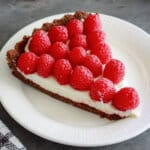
[6,11,123,120]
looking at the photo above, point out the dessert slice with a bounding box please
[6,11,140,120]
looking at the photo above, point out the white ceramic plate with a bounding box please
[0,13,150,147]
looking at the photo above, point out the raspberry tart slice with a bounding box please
[6,11,140,120]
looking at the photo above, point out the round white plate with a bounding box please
[0,13,150,147]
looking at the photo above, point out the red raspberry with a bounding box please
[112,87,139,111]
[103,59,125,84]
[70,66,94,90]
[48,42,68,59]
[68,47,87,67]
[84,14,102,34]
[83,54,102,77]
[48,25,68,43]
[53,59,72,85]
[29,30,51,56]
[69,34,87,49]
[67,19,83,37]
[86,31,105,49]
[92,43,112,64]
[17,52,38,74]
[37,54,55,78]
[90,78,116,103]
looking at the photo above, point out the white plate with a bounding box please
[0,13,150,147]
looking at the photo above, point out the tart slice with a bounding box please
[6,11,140,120]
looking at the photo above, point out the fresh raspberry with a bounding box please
[70,66,94,90]
[48,42,68,59]
[103,59,125,84]
[17,52,38,74]
[83,54,102,77]
[92,43,112,64]
[86,31,105,49]
[68,47,87,67]
[37,54,55,78]
[84,14,102,34]
[112,87,139,111]
[69,34,87,49]
[90,78,116,103]
[53,59,72,84]
[48,25,68,43]
[67,19,83,37]
[29,30,51,56]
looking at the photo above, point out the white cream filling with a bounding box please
[21,38,139,117]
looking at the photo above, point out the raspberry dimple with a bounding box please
[70,66,94,90]
[83,54,102,77]
[48,42,68,59]
[37,54,55,78]
[112,87,139,111]
[103,59,125,84]
[29,30,51,56]
[17,52,38,74]
[67,19,83,37]
[86,31,105,49]
[48,25,68,43]
[69,34,87,49]
[90,78,116,103]
[53,59,72,84]
[84,14,102,34]
[68,47,87,67]
[92,42,112,64]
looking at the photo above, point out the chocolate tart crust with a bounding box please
[6,11,123,120]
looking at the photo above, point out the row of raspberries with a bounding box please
[17,13,139,111]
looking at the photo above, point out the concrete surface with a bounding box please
[0,0,150,149]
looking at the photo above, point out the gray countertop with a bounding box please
[0,0,150,149]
